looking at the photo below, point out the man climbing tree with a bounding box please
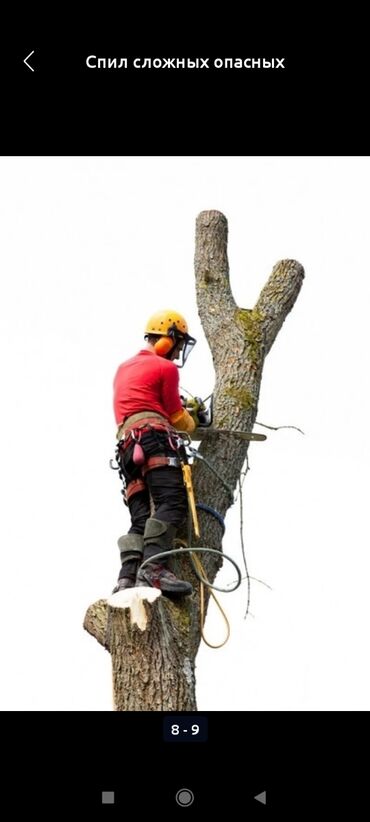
[112,309,198,596]
[84,210,304,712]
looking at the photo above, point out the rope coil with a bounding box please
[139,501,240,649]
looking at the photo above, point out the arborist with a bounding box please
[112,309,200,597]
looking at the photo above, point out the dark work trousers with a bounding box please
[118,429,188,534]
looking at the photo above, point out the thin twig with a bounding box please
[226,574,273,592]
[238,477,251,620]
[255,421,305,435]
[249,575,273,591]
[240,453,249,490]
[234,455,249,501]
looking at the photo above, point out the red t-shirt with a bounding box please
[113,349,183,425]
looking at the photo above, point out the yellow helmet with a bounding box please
[144,309,188,337]
[144,309,196,368]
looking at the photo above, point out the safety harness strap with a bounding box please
[126,478,146,501]
[125,455,181,499]
[141,455,181,476]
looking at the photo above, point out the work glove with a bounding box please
[184,396,205,427]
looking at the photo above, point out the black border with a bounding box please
[2,710,365,813]
[2,41,363,156]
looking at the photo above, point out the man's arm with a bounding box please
[169,406,196,433]
[162,362,196,433]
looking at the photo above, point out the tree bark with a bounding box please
[83,210,304,711]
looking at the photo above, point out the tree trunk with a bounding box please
[83,210,304,711]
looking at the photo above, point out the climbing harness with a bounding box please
[110,417,182,504]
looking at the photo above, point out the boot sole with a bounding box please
[137,577,193,596]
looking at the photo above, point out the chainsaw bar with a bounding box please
[193,428,267,441]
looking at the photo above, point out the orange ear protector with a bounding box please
[154,336,175,357]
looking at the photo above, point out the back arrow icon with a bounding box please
[24,50,35,72]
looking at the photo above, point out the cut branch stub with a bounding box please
[195,210,237,354]
[255,259,305,355]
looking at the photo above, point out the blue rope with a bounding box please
[196,502,225,535]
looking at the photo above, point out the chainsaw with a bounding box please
[181,393,266,442]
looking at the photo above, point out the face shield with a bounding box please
[177,333,197,367]
[166,327,197,368]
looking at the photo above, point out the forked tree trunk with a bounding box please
[83,210,304,710]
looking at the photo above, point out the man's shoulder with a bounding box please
[116,350,148,368]
[158,357,178,375]
[115,351,177,376]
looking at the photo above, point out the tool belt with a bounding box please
[116,411,174,441]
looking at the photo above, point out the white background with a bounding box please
[0,156,368,711]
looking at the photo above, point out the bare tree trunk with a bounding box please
[83,210,304,711]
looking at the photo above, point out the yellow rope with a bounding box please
[175,539,230,649]
[193,553,230,649]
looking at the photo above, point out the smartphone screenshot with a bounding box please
[1,40,367,816]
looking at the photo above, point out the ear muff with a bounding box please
[154,336,175,357]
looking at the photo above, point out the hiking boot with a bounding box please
[112,533,144,595]
[136,517,193,596]
[136,562,193,596]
